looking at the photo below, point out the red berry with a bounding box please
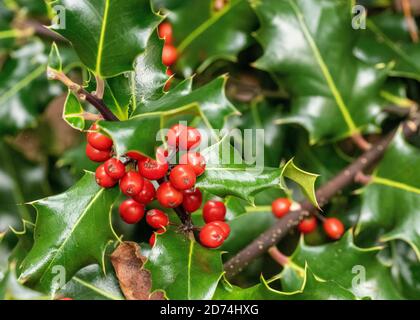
[169,164,196,190]
[86,144,112,162]
[132,179,156,204]
[158,22,173,44]
[298,216,317,234]
[126,151,147,162]
[208,221,230,239]
[120,171,144,197]
[104,158,126,180]
[87,125,113,151]
[199,224,225,248]
[60,298,73,300]
[156,181,183,208]
[162,44,177,66]
[119,199,145,224]
[182,188,202,213]
[146,209,169,229]
[166,124,187,148]
[272,198,292,218]
[323,218,344,240]
[202,200,226,223]
[138,157,169,180]
[149,229,165,247]
[95,164,117,188]
[179,127,201,150]
[180,152,206,176]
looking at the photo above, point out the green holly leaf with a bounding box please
[52,0,162,78]
[145,228,223,300]
[60,264,124,300]
[0,41,52,135]
[0,263,46,300]
[196,136,319,206]
[133,32,168,103]
[253,0,391,143]
[99,76,240,158]
[0,141,49,224]
[355,12,420,81]
[390,241,420,299]
[214,264,356,300]
[357,132,420,259]
[155,0,257,76]
[290,232,403,299]
[19,172,120,295]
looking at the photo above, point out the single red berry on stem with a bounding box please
[120,171,144,197]
[149,229,165,247]
[180,152,206,176]
[86,144,112,162]
[182,188,202,213]
[95,164,117,188]
[179,127,201,150]
[169,164,196,190]
[138,157,169,180]
[146,209,169,229]
[298,216,317,234]
[162,44,177,66]
[272,198,292,218]
[323,218,344,240]
[158,22,173,43]
[104,158,126,180]
[208,221,230,239]
[156,181,183,208]
[132,179,156,204]
[87,124,113,151]
[199,224,225,248]
[119,199,145,224]
[203,200,226,223]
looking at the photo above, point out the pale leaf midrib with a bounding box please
[73,277,123,300]
[367,20,420,74]
[177,0,242,53]
[287,0,357,134]
[187,239,194,300]
[95,0,110,76]
[372,176,420,195]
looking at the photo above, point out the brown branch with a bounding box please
[48,68,119,121]
[224,127,400,278]
[401,0,419,43]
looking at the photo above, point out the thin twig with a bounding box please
[48,68,119,121]
[401,0,419,43]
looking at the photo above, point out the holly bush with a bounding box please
[0,0,419,301]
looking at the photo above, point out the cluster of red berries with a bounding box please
[199,200,230,249]
[158,21,177,91]
[86,122,230,248]
[271,198,344,240]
